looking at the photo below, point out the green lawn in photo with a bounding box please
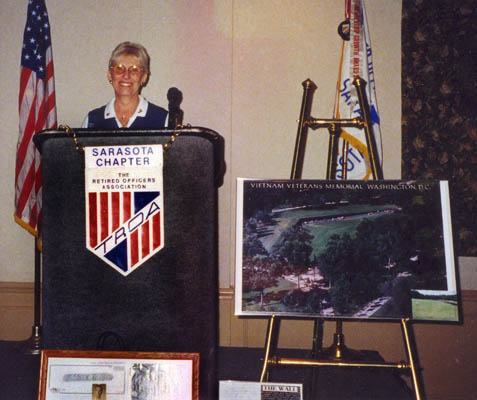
[263,204,396,256]
[242,278,298,311]
[307,219,362,258]
[242,277,298,300]
[412,298,459,321]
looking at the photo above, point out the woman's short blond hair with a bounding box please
[108,42,151,76]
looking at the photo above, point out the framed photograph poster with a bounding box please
[235,179,459,322]
[38,350,199,400]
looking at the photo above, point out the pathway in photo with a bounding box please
[354,296,392,318]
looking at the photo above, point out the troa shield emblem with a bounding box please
[85,144,164,276]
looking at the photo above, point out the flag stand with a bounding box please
[17,240,42,355]
[259,78,422,400]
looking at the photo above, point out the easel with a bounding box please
[259,78,422,400]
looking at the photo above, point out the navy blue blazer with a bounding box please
[86,101,168,129]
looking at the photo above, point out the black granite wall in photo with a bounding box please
[402,0,476,256]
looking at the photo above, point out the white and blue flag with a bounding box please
[335,0,383,180]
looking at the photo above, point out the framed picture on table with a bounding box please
[38,350,199,400]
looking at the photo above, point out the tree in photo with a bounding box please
[355,215,414,276]
[319,229,388,315]
[243,219,269,258]
[271,225,313,289]
[242,256,284,308]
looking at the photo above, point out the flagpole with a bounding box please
[18,240,42,355]
[31,240,42,353]
[15,0,56,355]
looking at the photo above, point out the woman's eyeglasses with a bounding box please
[110,64,143,78]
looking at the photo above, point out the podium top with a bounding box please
[34,126,226,187]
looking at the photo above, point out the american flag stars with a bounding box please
[21,0,52,80]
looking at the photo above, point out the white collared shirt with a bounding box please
[82,95,150,128]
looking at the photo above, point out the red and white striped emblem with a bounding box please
[85,144,164,276]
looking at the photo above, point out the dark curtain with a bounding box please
[402,0,477,256]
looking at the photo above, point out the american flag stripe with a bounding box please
[15,159,36,223]
[15,0,56,235]
[16,74,38,201]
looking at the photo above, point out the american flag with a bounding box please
[15,0,56,236]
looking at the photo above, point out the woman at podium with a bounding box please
[82,42,168,129]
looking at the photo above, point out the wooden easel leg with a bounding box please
[401,318,423,400]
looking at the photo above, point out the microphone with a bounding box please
[167,87,184,129]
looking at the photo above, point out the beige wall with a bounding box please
[0,0,402,286]
[2,1,477,399]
